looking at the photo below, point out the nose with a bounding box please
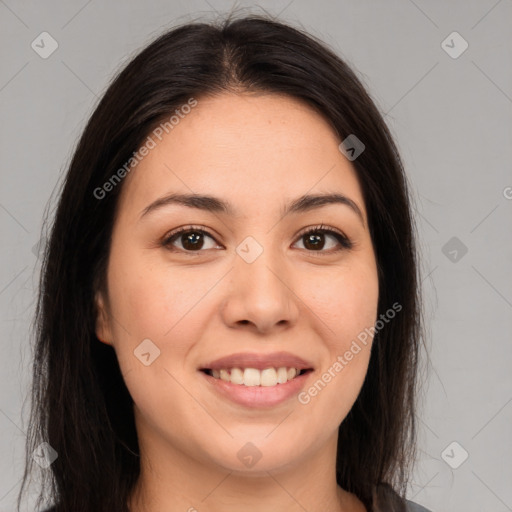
[220,243,300,335]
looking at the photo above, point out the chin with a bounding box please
[200,432,315,475]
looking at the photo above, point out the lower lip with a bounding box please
[200,370,313,408]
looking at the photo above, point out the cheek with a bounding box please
[105,250,226,412]
[104,256,212,436]
[107,251,216,343]
[330,267,379,379]
[303,260,379,344]
[295,260,378,419]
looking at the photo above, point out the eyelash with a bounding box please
[161,223,353,255]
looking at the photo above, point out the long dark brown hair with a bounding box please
[19,12,423,512]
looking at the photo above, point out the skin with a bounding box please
[95,92,378,512]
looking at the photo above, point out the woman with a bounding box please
[19,13,430,512]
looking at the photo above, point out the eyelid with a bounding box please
[294,223,353,252]
[295,223,349,242]
[161,225,221,250]
[161,223,353,253]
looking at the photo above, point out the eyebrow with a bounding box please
[139,192,365,226]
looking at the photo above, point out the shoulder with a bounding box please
[372,482,433,512]
[404,499,433,512]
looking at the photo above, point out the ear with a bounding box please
[94,289,113,345]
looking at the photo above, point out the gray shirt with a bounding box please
[44,498,433,511]
[405,499,432,512]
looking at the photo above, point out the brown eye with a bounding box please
[162,226,220,252]
[294,225,352,252]
[161,224,352,255]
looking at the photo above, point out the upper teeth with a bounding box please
[211,367,302,386]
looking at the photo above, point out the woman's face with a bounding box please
[95,92,379,476]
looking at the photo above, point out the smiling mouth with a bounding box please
[200,367,313,387]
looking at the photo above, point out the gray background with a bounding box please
[1,1,511,511]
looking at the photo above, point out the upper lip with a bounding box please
[200,351,314,371]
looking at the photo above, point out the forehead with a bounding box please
[117,92,366,220]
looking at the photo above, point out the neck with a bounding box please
[127,431,366,512]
